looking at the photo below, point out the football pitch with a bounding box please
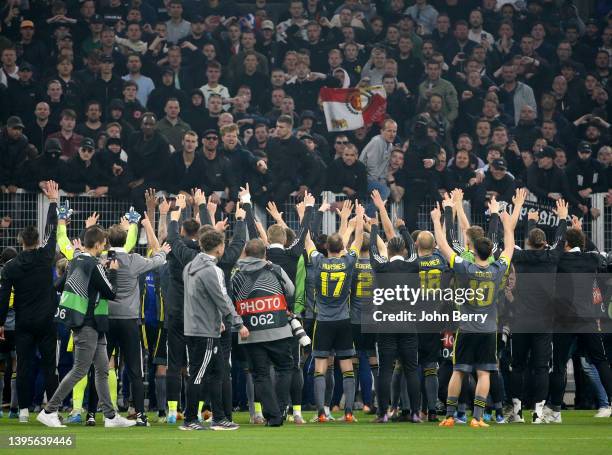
[0,411,610,454]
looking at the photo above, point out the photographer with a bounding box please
[231,239,295,426]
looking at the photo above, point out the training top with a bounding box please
[450,253,510,333]
[309,247,358,322]
[350,256,373,324]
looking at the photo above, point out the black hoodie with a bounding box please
[0,203,57,328]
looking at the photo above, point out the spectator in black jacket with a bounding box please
[218,123,266,194]
[199,129,237,200]
[169,130,205,196]
[147,68,188,120]
[526,146,578,207]
[0,117,29,193]
[6,63,42,126]
[475,158,517,214]
[127,113,171,213]
[0,181,60,423]
[565,141,608,218]
[24,102,59,155]
[62,137,108,197]
[325,144,368,201]
[96,137,131,199]
[266,115,316,204]
[19,138,67,192]
[86,55,123,116]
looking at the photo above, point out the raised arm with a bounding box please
[168,194,199,266]
[396,219,417,262]
[218,203,247,268]
[431,203,454,262]
[42,180,59,260]
[452,189,470,246]
[157,196,170,243]
[369,224,388,271]
[266,201,288,229]
[238,184,258,240]
[193,188,212,226]
[350,202,365,253]
[336,199,353,240]
[56,201,74,259]
[551,199,568,251]
[285,193,316,258]
[500,210,516,261]
[141,212,161,252]
[372,189,395,240]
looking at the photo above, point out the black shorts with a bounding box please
[0,330,15,360]
[418,333,441,368]
[351,324,376,357]
[453,331,497,373]
[313,319,355,359]
[142,324,167,365]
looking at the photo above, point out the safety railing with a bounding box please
[1,191,610,253]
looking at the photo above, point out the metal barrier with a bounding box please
[0,191,610,253]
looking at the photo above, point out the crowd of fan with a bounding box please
[1,0,612,232]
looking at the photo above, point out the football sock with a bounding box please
[108,369,118,410]
[168,400,178,416]
[324,367,334,407]
[474,395,487,420]
[10,373,17,410]
[370,364,379,408]
[155,375,166,415]
[72,375,87,412]
[343,371,355,414]
[314,373,326,415]
[424,369,439,413]
[446,396,458,417]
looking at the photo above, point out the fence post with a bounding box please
[322,191,336,235]
[37,193,47,236]
[591,193,605,252]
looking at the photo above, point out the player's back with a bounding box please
[350,257,373,324]
[312,250,358,322]
[451,254,510,333]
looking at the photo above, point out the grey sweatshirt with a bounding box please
[359,134,393,183]
[108,248,167,319]
[232,257,295,345]
[183,252,243,338]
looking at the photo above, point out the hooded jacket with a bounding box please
[183,252,243,338]
[231,257,294,344]
[107,248,167,320]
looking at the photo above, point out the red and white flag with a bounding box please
[319,86,387,132]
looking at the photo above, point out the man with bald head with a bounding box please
[415,228,450,422]
[25,102,59,154]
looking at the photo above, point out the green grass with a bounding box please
[0,411,610,454]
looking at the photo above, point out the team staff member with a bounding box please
[38,226,135,429]
[102,211,169,427]
[181,229,249,431]
[0,181,60,424]
[369,209,422,424]
[305,201,365,423]
[433,194,520,429]
[232,239,296,426]
[508,200,568,424]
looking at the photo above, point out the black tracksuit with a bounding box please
[369,225,421,417]
[549,248,612,411]
[165,212,246,410]
[0,203,59,410]
[510,220,566,405]
[324,159,368,201]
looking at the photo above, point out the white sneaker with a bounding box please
[532,413,546,424]
[544,410,562,424]
[37,411,66,428]
[104,414,137,428]
[19,408,29,423]
[594,407,611,418]
[506,412,524,423]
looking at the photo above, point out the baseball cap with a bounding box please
[577,141,592,154]
[300,110,316,122]
[261,20,274,30]
[490,158,507,171]
[6,116,25,129]
[45,138,62,154]
[107,137,122,147]
[300,133,314,141]
[81,137,95,150]
[161,67,174,76]
[202,128,219,137]
[192,15,205,23]
[109,99,125,111]
[91,14,104,24]
[100,55,114,64]
[536,146,555,159]
[19,62,33,72]
[20,20,34,29]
